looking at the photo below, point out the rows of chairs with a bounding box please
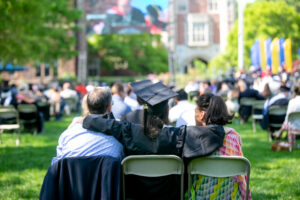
[0,104,38,145]
[239,97,300,151]
[40,155,251,200]
[122,155,251,200]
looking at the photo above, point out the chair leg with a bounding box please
[252,118,256,133]
[16,129,20,146]
[267,129,273,141]
[0,130,2,144]
[122,173,125,200]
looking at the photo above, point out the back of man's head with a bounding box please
[87,87,112,114]
[176,89,188,101]
[111,83,124,95]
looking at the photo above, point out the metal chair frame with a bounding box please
[0,105,21,145]
[251,100,265,132]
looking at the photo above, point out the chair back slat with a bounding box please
[17,104,37,113]
[268,105,287,116]
[188,156,251,200]
[240,98,255,106]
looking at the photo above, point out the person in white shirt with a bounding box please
[124,84,139,111]
[169,89,196,124]
[52,87,124,165]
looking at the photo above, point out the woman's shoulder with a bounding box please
[223,127,242,143]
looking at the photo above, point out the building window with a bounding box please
[192,23,206,43]
[35,62,41,76]
[188,14,211,46]
[44,63,50,76]
[177,0,188,13]
[208,0,219,12]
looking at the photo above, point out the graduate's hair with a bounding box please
[196,94,233,125]
[143,102,169,139]
[87,87,112,114]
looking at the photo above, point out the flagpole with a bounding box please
[238,1,245,70]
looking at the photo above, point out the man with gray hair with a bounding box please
[51,87,124,165]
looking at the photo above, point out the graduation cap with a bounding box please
[130,80,152,92]
[280,85,290,92]
[134,81,178,115]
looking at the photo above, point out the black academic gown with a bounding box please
[83,114,225,200]
[121,109,144,124]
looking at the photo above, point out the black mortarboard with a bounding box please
[130,80,152,92]
[134,81,178,108]
[280,85,290,92]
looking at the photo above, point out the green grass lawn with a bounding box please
[0,116,300,199]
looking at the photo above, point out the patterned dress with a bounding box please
[187,129,251,200]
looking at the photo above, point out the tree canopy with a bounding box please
[88,34,168,75]
[256,0,300,13]
[209,1,300,70]
[0,0,81,67]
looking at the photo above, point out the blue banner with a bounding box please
[251,40,261,69]
[265,38,272,70]
[279,38,285,67]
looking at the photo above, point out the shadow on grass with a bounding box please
[0,176,23,186]
[0,145,55,173]
[252,192,279,199]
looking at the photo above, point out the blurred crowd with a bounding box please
[1,67,300,139]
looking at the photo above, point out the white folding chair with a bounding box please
[287,111,300,151]
[252,100,265,132]
[121,155,184,200]
[268,105,287,141]
[188,156,251,200]
[0,105,21,145]
[17,104,38,135]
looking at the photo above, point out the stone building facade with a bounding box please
[174,0,236,73]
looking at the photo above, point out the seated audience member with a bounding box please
[83,81,227,200]
[60,82,79,115]
[274,82,300,147]
[261,83,272,99]
[260,86,290,132]
[17,84,44,133]
[225,90,239,116]
[51,87,124,165]
[124,84,139,111]
[169,89,196,124]
[189,94,250,200]
[111,83,131,120]
[234,80,265,123]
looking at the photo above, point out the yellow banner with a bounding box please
[260,39,266,71]
[271,38,279,74]
[284,38,292,73]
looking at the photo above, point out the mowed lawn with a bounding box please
[0,115,300,199]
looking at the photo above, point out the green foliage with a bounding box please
[1,116,300,199]
[256,0,300,13]
[209,1,300,70]
[0,0,81,67]
[88,34,168,74]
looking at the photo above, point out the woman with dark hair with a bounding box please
[189,94,250,200]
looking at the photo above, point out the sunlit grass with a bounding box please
[0,116,299,199]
